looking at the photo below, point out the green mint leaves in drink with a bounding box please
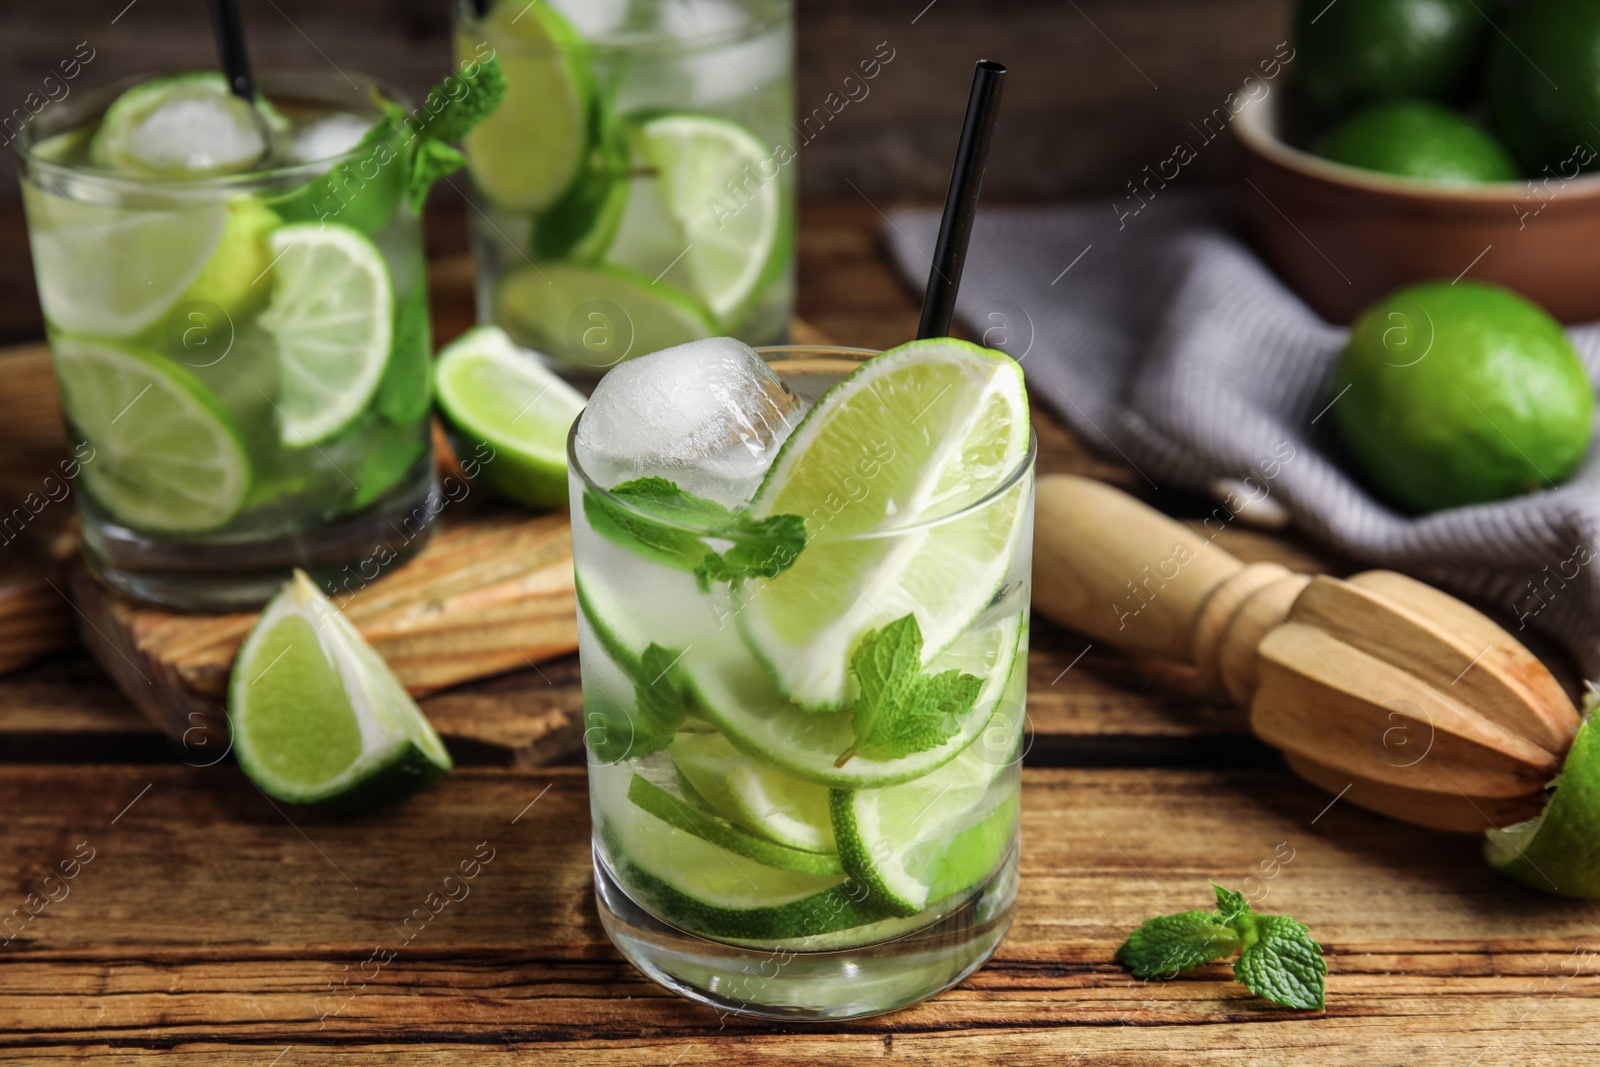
[1116,883,1327,1010]
[582,477,806,590]
[838,615,984,766]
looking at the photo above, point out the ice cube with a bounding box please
[113,89,267,177]
[574,337,804,508]
[286,112,373,164]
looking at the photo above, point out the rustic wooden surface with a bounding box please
[3,203,1597,1063]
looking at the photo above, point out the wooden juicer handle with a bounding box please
[1031,474,1581,831]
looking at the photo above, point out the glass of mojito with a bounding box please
[455,0,794,376]
[14,70,438,609]
[568,337,1034,1019]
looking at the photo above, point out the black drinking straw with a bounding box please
[916,59,1007,340]
[209,0,256,100]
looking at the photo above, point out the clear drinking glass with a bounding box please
[568,346,1034,1020]
[454,0,795,377]
[14,71,437,609]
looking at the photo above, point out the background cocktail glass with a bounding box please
[14,70,437,610]
[455,0,795,376]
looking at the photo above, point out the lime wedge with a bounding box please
[684,613,1022,789]
[88,72,275,178]
[180,195,281,322]
[228,570,452,811]
[670,731,837,853]
[594,763,886,941]
[22,182,225,338]
[630,113,789,326]
[1485,705,1600,898]
[258,223,394,447]
[831,738,1017,916]
[627,770,843,876]
[741,339,1032,709]
[434,325,587,508]
[494,262,713,370]
[53,337,250,533]
[459,1,592,211]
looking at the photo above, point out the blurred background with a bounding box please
[0,0,1291,344]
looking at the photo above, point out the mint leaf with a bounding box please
[587,642,689,764]
[1234,914,1327,1011]
[582,478,806,589]
[1212,882,1249,924]
[411,56,507,144]
[1116,884,1326,1011]
[1115,910,1241,978]
[408,140,466,207]
[838,615,983,765]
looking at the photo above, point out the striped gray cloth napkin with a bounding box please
[883,193,1600,677]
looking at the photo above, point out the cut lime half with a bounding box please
[832,739,1017,916]
[229,570,452,811]
[22,182,226,339]
[54,337,250,533]
[741,339,1033,709]
[631,113,789,327]
[494,262,713,370]
[459,2,593,211]
[1485,704,1600,898]
[684,613,1022,789]
[258,223,394,447]
[434,325,586,509]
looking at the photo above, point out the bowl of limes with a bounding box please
[1233,0,1600,324]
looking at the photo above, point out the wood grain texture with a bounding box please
[2,765,1596,1062]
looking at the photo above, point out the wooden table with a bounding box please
[4,203,1597,1065]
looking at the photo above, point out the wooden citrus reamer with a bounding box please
[1031,474,1580,832]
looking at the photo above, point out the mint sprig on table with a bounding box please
[1116,883,1327,1010]
[582,478,807,590]
[837,614,983,766]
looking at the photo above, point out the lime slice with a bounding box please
[434,325,587,509]
[1485,705,1600,898]
[228,570,452,811]
[258,223,394,447]
[594,763,886,941]
[459,1,592,211]
[630,113,789,326]
[741,339,1031,710]
[831,738,1017,916]
[88,72,273,178]
[627,769,843,876]
[22,182,225,338]
[684,613,1022,789]
[670,731,837,853]
[494,262,713,370]
[53,337,249,533]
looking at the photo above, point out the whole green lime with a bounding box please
[1487,0,1600,176]
[1334,281,1594,513]
[1292,0,1486,115]
[1317,100,1521,183]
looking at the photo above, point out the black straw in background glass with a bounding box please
[209,0,256,100]
[916,59,1007,341]
[468,0,490,17]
